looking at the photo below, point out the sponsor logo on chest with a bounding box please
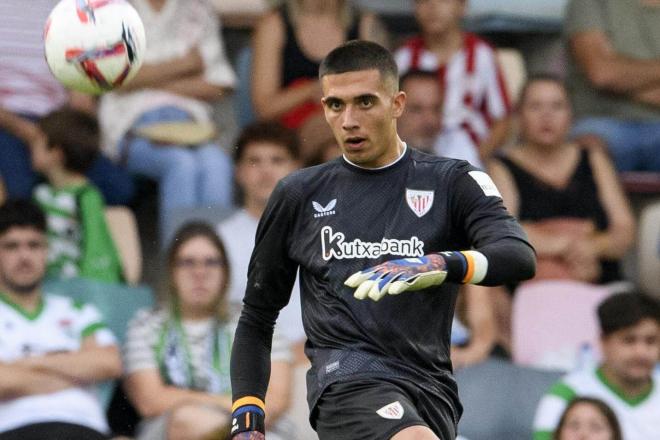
[321,226,424,261]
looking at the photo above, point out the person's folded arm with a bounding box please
[570,30,660,94]
[123,368,232,418]
[17,335,122,384]
[0,362,76,400]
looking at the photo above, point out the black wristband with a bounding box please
[438,251,467,283]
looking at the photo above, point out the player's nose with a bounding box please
[341,105,360,130]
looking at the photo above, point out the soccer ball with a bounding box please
[44,0,146,94]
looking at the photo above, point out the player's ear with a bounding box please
[392,90,406,119]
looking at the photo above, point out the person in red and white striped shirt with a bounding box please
[395,0,511,169]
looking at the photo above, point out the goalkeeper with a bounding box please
[230,40,536,440]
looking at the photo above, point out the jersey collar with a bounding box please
[596,366,654,406]
[0,291,45,321]
[342,142,409,172]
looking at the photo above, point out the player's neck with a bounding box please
[0,286,42,314]
[423,28,464,63]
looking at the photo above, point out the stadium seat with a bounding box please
[511,280,612,371]
[43,278,155,408]
[496,48,527,104]
[637,200,660,300]
[456,358,563,440]
[105,206,142,285]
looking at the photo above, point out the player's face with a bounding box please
[414,0,465,36]
[519,80,572,149]
[322,69,406,168]
[172,236,226,318]
[237,142,299,207]
[600,318,660,386]
[557,402,615,440]
[0,227,48,295]
[398,76,443,152]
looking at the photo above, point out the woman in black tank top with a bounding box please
[489,75,635,284]
[250,1,389,161]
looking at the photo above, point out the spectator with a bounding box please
[123,222,296,440]
[554,397,622,440]
[31,108,123,283]
[533,292,660,440]
[398,69,443,154]
[98,0,236,239]
[0,199,122,440]
[565,0,660,172]
[0,1,135,206]
[451,285,497,369]
[395,0,512,169]
[250,0,388,161]
[489,75,635,284]
[217,121,305,354]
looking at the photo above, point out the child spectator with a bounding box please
[31,107,123,283]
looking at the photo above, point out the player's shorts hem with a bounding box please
[383,421,432,440]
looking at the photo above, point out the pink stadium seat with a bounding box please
[512,280,612,371]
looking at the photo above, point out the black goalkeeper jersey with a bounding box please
[231,146,533,417]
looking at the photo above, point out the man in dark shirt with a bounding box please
[230,40,536,440]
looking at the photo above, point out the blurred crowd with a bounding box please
[0,1,659,439]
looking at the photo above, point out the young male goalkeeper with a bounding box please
[230,40,536,440]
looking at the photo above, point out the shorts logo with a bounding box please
[406,189,434,218]
[313,199,337,218]
[377,401,404,420]
[321,226,424,260]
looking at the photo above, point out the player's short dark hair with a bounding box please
[234,120,300,163]
[399,69,441,91]
[38,107,100,174]
[598,292,660,336]
[319,40,399,90]
[0,199,47,236]
[519,73,568,106]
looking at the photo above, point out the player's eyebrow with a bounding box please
[323,96,344,106]
[353,93,379,103]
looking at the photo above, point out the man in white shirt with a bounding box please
[217,121,305,351]
[533,292,660,440]
[0,200,122,440]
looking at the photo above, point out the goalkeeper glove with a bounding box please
[344,251,488,301]
[230,397,265,439]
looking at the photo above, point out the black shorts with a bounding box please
[313,377,458,440]
[0,422,108,440]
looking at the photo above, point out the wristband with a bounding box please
[440,250,488,284]
[231,396,266,437]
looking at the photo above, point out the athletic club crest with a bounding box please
[406,189,434,218]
